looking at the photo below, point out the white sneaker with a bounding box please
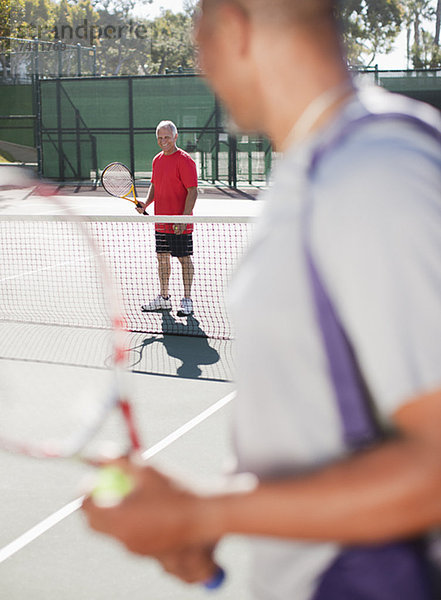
[141,295,172,312]
[178,297,193,316]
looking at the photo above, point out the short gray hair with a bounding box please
[156,120,178,137]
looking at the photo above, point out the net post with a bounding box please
[128,77,135,177]
[33,37,39,78]
[248,137,253,185]
[228,134,237,189]
[264,139,272,184]
[76,43,82,77]
[92,45,97,76]
[92,135,98,185]
[32,46,43,178]
[57,40,63,77]
[213,96,221,183]
[56,79,65,181]
[75,108,82,180]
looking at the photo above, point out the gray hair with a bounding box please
[156,120,178,137]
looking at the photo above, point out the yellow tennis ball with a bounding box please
[91,465,134,507]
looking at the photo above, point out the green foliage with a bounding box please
[3,0,440,75]
[338,0,404,65]
[402,0,440,67]
[0,0,28,39]
[1,0,195,76]
[148,10,195,74]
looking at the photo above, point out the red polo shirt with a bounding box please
[152,148,197,233]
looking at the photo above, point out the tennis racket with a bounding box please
[101,162,148,214]
[0,168,224,590]
[0,170,140,495]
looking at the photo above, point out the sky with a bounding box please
[134,0,187,20]
[140,0,409,69]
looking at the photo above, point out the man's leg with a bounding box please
[158,252,171,297]
[178,255,194,298]
[177,255,194,316]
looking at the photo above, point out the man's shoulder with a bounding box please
[307,87,441,184]
[335,87,441,154]
[356,85,441,130]
[176,148,196,164]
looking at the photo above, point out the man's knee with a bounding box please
[178,255,193,266]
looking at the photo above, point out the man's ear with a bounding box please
[217,2,252,58]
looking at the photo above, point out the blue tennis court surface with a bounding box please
[0,185,262,599]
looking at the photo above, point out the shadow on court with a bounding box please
[126,312,231,381]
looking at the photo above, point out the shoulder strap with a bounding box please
[303,111,441,450]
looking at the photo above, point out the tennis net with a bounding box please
[0,214,254,340]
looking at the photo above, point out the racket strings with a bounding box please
[102,163,134,198]
[0,194,135,460]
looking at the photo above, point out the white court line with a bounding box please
[0,391,235,564]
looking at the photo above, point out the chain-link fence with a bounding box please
[0,37,96,83]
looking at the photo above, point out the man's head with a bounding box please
[156,120,178,155]
[195,0,345,142]
[199,0,336,27]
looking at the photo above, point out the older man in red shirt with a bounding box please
[138,120,198,317]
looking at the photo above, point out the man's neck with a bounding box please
[163,146,179,156]
[266,73,353,152]
[255,33,352,152]
[282,79,355,151]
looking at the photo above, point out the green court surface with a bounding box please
[0,185,261,599]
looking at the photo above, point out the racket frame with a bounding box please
[0,196,142,461]
[101,162,148,215]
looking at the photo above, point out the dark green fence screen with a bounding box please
[1,70,439,182]
[0,83,35,148]
[38,74,272,184]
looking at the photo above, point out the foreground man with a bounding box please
[83,1,441,598]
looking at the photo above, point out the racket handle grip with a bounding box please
[135,201,148,215]
[204,565,226,590]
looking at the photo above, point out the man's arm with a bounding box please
[136,183,155,214]
[212,388,441,544]
[174,186,197,234]
[83,387,441,556]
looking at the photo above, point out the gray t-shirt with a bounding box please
[229,86,441,600]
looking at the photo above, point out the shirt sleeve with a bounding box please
[311,124,441,419]
[178,153,198,189]
[151,155,158,184]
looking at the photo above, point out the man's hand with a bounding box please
[136,202,148,215]
[158,545,220,584]
[82,459,216,556]
[173,223,186,235]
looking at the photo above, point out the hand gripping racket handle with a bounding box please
[92,466,226,590]
[134,201,148,215]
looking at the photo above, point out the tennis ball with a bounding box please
[91,465,134,507]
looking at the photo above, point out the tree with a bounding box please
[93,8,152,75]
[402,0,440,68]
[433,0,441,64]
[1,0,29,38]
[338,0,404,66]
[435,0,441,45]
[148,10,195,74]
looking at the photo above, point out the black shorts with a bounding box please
[155,232,193,257]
